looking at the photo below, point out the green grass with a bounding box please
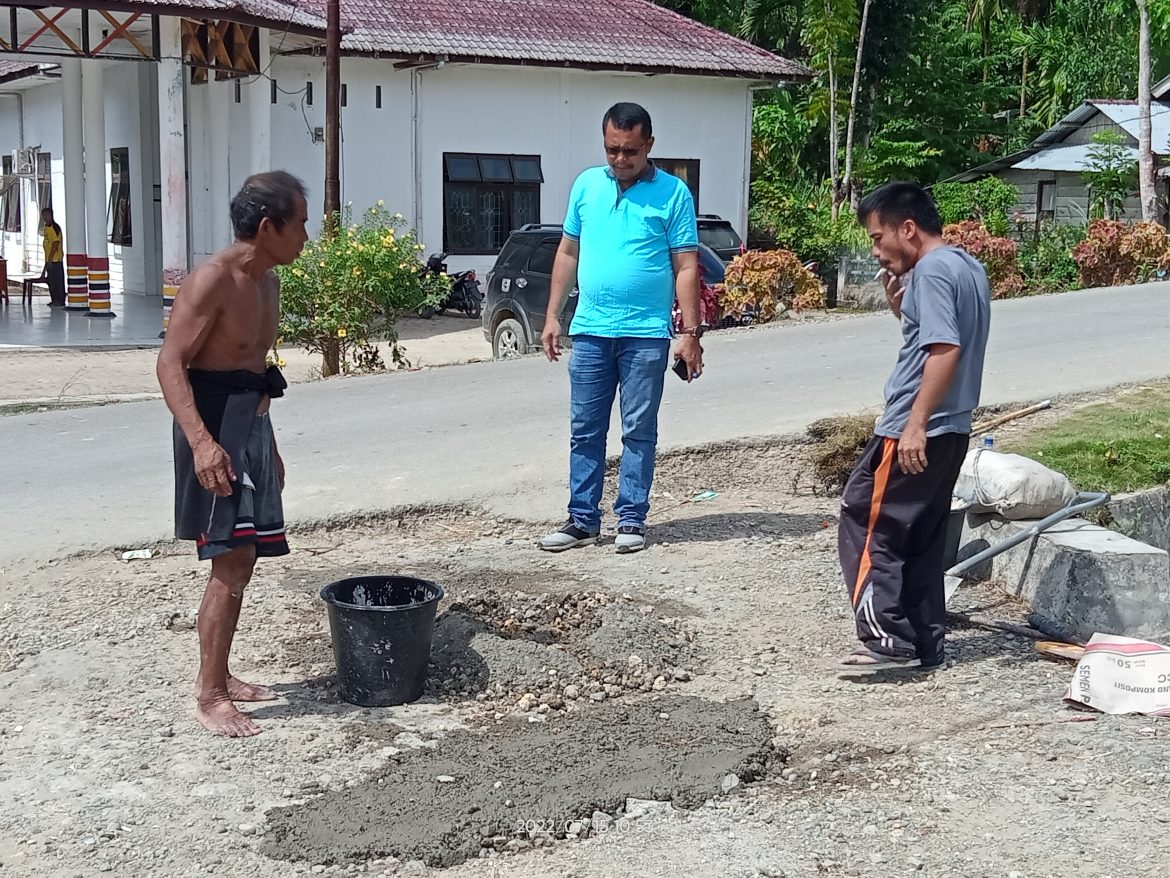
[1007,384,1170,493]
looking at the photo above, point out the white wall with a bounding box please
[270,55,414,237]
[426,66,751,276]
[6,54,757,294]
[270,58,753,277]
[0,80,62,277]
[102,60,153,295]
[0,59,159,295]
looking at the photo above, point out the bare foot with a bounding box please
[195,693,263,737]
[226,674,278,702]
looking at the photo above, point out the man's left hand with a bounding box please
[897,424,928,475]
[674,335,703,383]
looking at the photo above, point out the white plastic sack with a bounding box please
[1063,633,1170,717]
[953,448,1076,520]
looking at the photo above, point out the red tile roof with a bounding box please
[2,0,806,80]
[0,59,43,84]
[311,0,809,79]
[144,0,328,31]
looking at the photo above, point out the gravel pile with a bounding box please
[426,588,699,710]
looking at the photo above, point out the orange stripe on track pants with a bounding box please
[852,437,897,606]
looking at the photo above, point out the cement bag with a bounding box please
[1063,633,1170,717]
[953,447,1075,520]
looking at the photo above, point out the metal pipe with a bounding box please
[411,58,444,240]
[945,491,1112,579]
[0,92,25,149]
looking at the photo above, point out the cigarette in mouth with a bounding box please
[875,268,887,281]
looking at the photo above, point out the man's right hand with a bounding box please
[541,317,563,362]
[882,270,906,319]
[193,437,236,497]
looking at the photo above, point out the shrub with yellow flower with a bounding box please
[277,205,449,377]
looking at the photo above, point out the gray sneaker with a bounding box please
[538,520,599,552]
[614,525,646,554]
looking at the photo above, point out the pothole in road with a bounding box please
[260,570,770,870]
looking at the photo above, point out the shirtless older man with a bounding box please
[157,171,309,737]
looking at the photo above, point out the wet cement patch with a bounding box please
[263,695,782,868]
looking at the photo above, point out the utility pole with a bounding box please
[1136,0,1156,222]
[323,0,341,234]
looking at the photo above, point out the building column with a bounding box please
[61,57,88,311]
[83,60,113,318]
[248,28,271,176]
[158,17,189,335]
[208,76,231,251]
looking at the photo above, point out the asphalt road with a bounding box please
[2,282,1167,564]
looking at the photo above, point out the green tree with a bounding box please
[1083,131,1138,220]
[752,91,813,181]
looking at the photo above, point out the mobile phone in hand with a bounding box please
[673,357,692,381]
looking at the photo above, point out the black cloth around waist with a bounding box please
[188,365,287,399]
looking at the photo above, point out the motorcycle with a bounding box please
[418,252,483,319]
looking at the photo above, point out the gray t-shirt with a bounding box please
[874,246,991,439]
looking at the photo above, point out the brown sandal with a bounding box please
[837,648,921,673]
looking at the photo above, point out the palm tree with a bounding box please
[966,0,1010,150]
[1015,0,1055,116]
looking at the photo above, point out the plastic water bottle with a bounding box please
[982,435,995,449]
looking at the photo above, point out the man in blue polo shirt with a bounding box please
[538,102,703,555]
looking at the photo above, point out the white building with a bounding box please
[0,0,806,329]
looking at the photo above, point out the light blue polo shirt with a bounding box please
[563,163,698,339]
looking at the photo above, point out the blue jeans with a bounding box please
[567,335,670,532]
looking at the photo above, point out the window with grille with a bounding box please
[443,153,543,254]
[1,155,21,233]
[1036,180,1055,224]
[107,148,132,246]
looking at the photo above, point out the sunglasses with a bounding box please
[604,145,647,159]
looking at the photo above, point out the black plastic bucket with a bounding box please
[943,500,971,570]
[320,576,445,707]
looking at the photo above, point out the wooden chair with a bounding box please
[21,275,49,305]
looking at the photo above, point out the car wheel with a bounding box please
[493,318,527,359]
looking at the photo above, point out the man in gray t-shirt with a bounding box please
[837,182,991,674]
[876,246,991,438]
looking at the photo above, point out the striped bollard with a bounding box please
[160,268,184,338]
[65,253,88,310]
[87,256,115,318]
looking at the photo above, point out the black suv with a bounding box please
[482,224,726,359]
[696,214,744,262]
[481,225,572,359]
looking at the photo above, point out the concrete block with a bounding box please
[959,513,1170,642]
[1108,486,1170,556]
[837,282,885,312]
